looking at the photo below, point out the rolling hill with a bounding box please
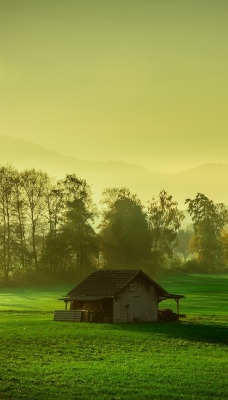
[0,135,227,208]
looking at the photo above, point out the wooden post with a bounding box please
[175,298,179,315]
[65,301,68,310]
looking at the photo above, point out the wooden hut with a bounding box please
[54,269,184,323]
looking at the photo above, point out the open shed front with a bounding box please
[54,296,114,323]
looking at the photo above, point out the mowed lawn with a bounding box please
[0,275,227,400]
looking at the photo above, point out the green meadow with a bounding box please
[0,275,227,400]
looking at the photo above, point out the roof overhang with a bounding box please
[158,293,185,302]
[166,293,185,299]
[58,296,113,301]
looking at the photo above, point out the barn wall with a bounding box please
[113,277,158,323]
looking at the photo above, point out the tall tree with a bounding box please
[41,180,64,275]
[99,187,151,268]
[11,170,32,274]
[57,174,98,278]
[0,167,34,280]
[0,166,17,279]
[21,169,49,271]
[176,229,193,262]
[220,228,228,270]
[147,190,184,268]
[185,193,228,272]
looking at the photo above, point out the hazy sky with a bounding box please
[1,0,228,172]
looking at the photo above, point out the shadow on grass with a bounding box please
[113,319,228,345]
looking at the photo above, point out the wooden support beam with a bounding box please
[175,298,180,314]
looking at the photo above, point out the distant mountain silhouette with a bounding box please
[0,135,227,207]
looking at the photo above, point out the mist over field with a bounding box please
[0,135,227,209]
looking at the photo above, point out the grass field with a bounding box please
[0,274,227,400]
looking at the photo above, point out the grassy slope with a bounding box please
[158,274,228,315]
[0,275,227,400]
[0,285,69,312]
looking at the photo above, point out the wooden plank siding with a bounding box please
[113,276,158,323]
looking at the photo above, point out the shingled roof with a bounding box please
[64,269,168,299]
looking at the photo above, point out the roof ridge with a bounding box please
[93,269,141,272]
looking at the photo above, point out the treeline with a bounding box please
[0,166,228,285]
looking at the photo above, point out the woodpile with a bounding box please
[158,309,186,322]
[54,310,82,322]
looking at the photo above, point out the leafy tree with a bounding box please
[0,166,35,281]
[99,187,151,268]
[0,167,100,283]
[220,228,228,271]
[41,180,64,274]
[185,193,228,272]
[176,229,193,262]
[56,175,98,279]
[147,190,184,269]
[21,169,49,271]
[0,166,17,279]
[11,170,33,275]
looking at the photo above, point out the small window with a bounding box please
[129,283,136,292]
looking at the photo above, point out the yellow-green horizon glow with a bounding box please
[0,0,228,172]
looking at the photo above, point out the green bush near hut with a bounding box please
[0,274,227,400]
